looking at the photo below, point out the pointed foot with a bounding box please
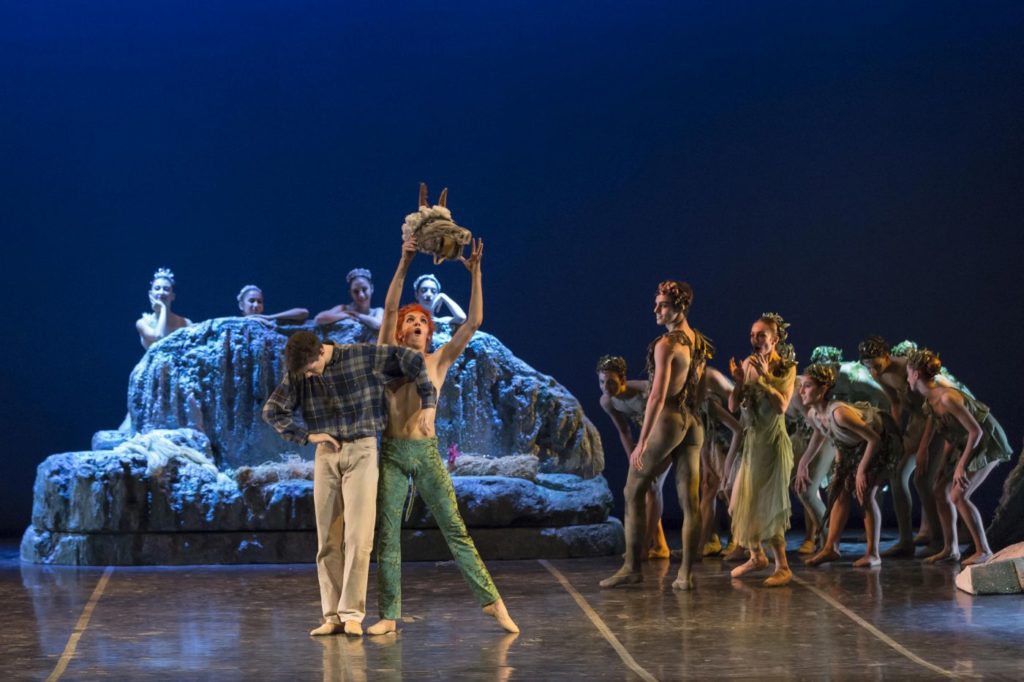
[483,599,519,634]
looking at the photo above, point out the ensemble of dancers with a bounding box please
[131,185,1014,636]
[597,285,1015,590]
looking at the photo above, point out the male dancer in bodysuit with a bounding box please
[366,234,518,636]
[600,280,712,591]
[263,331,436,636]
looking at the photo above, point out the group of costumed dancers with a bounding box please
[597,284,1015,590]
[129,186,1014,637]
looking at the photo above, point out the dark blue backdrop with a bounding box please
[2,1,1022,535]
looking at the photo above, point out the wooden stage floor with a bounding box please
[2,536,1022,681]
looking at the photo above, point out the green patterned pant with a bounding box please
[375,437,500,619]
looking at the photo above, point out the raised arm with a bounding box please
[440,239,483,368]
[433,292,468,325]
[378,237,418,344]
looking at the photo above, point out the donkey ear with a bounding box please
[438,187,448,208]
[419,182,429,207]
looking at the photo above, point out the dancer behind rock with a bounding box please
[857,336,964,557]
[262,331,436,637]
[596,355,671,559]
[796,363,903,568]
[907,349,1013,565]
[236,284,309,324]
[601,280,712,591]
[412,273,467,324]
[314,268,384,331]
[367,234,518,636]
[136,267,192,349]
[697,366,742,557]
[727,313,796,587]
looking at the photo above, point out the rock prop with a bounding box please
[24,318,617,564]
[986,446,1024,551]
[955,542,1024,595]
[22,431,621,565]
[128,318,603,476]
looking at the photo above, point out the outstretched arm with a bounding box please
[378,237,417,344]
[440,239,483,368]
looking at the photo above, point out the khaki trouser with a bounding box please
[313,437,378,624]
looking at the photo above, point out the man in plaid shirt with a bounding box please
[263,331,436,637]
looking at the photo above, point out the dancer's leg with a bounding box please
[806,494,849,566]
[764,534,792,586]
[854,483,882,567]
[671,418,703,590]
[369,439,411,634]
[645,461,672,559]
[924,473,960,563]
[882,452,916,557]
[312,444,345,630]
[954,462,999,566]
[601,413,682,587]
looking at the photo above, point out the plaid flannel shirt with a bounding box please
[262,342,436,445]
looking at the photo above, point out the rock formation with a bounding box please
[22,431,621,565]
[127,318,602,476]
[24,320,616,564]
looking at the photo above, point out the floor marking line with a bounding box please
[539,560,659,682]
[46,566,114,682]
[791,574,958,679]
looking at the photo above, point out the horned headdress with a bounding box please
[401,183,473,264]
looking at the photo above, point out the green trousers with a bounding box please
[375,437,500,619]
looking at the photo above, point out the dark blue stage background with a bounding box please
[2,1,1022,536]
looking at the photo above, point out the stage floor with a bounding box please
[2,536,1022,681]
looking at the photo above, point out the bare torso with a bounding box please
[384,350,449,439]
